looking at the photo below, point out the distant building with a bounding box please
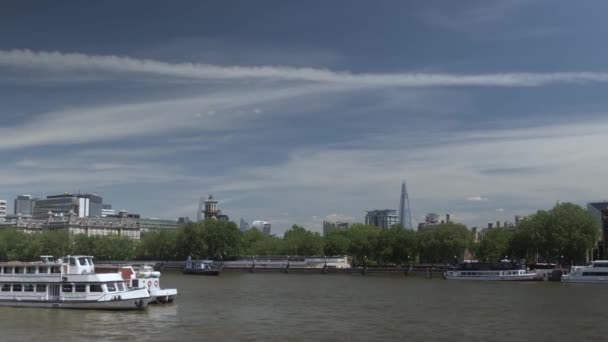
[32,193,103,219]
[239,218,249,232]
[398,180,413,229]
[252,220,271,235]
[101,204,115,217]
[417,213,447,231]
[588,202,608,259]
[199,195,229,222]
[13,194,34,216]
[178,216,191,224]
[365,210,398,229]
[0,199,7,218]
[323,220,349,236]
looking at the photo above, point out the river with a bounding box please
[0,272,605,341]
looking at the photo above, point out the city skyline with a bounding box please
[3,1,608,234]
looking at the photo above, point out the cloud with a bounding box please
[3,50,608,87]
[496,208,505,212]
[467,196,489,201]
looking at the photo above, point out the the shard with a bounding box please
[399,180,413,229]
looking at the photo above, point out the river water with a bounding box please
[0,272,605,341]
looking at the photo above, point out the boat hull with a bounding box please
[561,277,608,283]
[444,272,539,281]
[150,288,178,304]
[0,297,150,310]
[183,270,220,276]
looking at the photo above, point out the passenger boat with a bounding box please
[0,256,150,310]
[561,260,608,283]
[183,258,222,276]
[95,264,177,304]
[444,260,538,281]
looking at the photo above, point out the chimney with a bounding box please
[488,222,493,229]
[496,221,501,228]
[446,214,451,223]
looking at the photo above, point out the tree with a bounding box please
[323,229,350,256]
[376,225,417,265]
[345,224,380,265]
[476,228,514,262]
[282,225,323,256]
[200,220,242,258]
[514,202,598,264]
[418,223,472,264]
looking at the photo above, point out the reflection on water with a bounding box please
[0,272,606,341]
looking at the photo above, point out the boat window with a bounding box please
[39,266,48,273]
[132,279,139,287]
[12,284,22,292]
[107,283,116,292]
[117,282,125,291]
[78,257,88,266]
[87,257,94,266]
[89,284,103,292]
[14,267,24,274]
[36,284,46,292]
[26,267,37,274]
[75,284,86,292]
[62,284,73,293]
[1,284,10,292]
[4,267,13,274]
[24,284,34,292]
[69,258,77,266]
[583,271,608,276]
[51,266,61,273]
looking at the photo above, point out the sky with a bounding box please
[2,1,608,233]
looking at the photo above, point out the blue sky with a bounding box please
[2,1,608,233]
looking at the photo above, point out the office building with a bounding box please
[0,199,7,218]
[32,193,103,219]
[588,202,608,259]
[13,194,34,216]
[239,218,249,232]
[101,204,116,217]
[365,210,398,229]
[252,220,271,235]
[323,220,349,236]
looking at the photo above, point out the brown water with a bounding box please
[0,272,606,341]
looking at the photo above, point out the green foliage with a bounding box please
[509,202,598,264]
[241,228,284,255]
[0,203,598,266]
[281,225,324,256]
[476,228,513,262]
[345,224,380,265]
[418,223,472,264]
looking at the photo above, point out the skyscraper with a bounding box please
[14,194,34,216]
[399,181,413,229]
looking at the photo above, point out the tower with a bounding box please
[399,180,413,229]
[203,195,219,219]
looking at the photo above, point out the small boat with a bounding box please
[0,256,150,310]
[96,264,177,304]
[561,260,608,283]
[444,260,538,281]
[183,258,222,276]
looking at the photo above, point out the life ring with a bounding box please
[154,280,159,287]
[147,280,152,287]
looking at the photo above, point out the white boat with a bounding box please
[444,261,538,281]
[561,260,608,283]
[0,256,150,310]
[96,264,177,304]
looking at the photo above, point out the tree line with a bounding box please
[0,202,599,265]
